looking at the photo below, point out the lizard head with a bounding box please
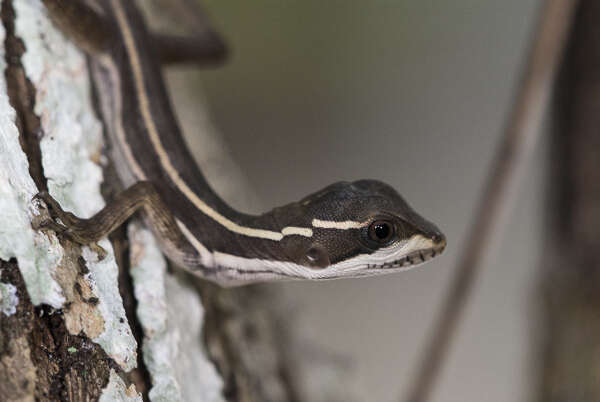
[276,179,446,280]
[205,180,446,285]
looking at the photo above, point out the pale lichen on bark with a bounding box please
[13,0,139,374]
[0,272,18,315]
[129,222,224,402]
[0,0,64,308]
[99,370,143,402]
[0,0,143,399]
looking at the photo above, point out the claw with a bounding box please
[89,242,107,261]
[32,191,47,203]
[32,192,76,239]
[32,191,58,208]
[31,191,107,260]
[33,191,61,217]
[32,191,80,224]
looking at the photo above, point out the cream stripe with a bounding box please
[112,0,311,241]
[282,227,313,237]
[312,219,367,230]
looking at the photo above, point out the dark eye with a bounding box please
[368,220,394,243]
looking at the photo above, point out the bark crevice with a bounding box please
[1,0,46,192]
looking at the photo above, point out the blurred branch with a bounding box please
[536,1,600,399]
[402,1,578,401]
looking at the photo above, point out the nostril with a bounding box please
[431,232,446,246]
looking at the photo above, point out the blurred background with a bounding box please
[167,1,549,401]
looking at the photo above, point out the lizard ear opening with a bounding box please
[305,245,330,269]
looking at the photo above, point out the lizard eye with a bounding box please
[368,220,394,243]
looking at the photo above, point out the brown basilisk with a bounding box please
[37,0,446,286]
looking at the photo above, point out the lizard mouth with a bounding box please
[368,242,446,270]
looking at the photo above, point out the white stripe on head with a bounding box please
[312,219,367,230]
[281,226,313,237]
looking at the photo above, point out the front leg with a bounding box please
[34,182,191,261]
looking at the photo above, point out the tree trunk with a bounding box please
[537,0,600,400]
[0,1,359,401]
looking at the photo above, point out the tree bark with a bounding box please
[0,1,360,401]
[537,1,600,400]
[0,0,143,399]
